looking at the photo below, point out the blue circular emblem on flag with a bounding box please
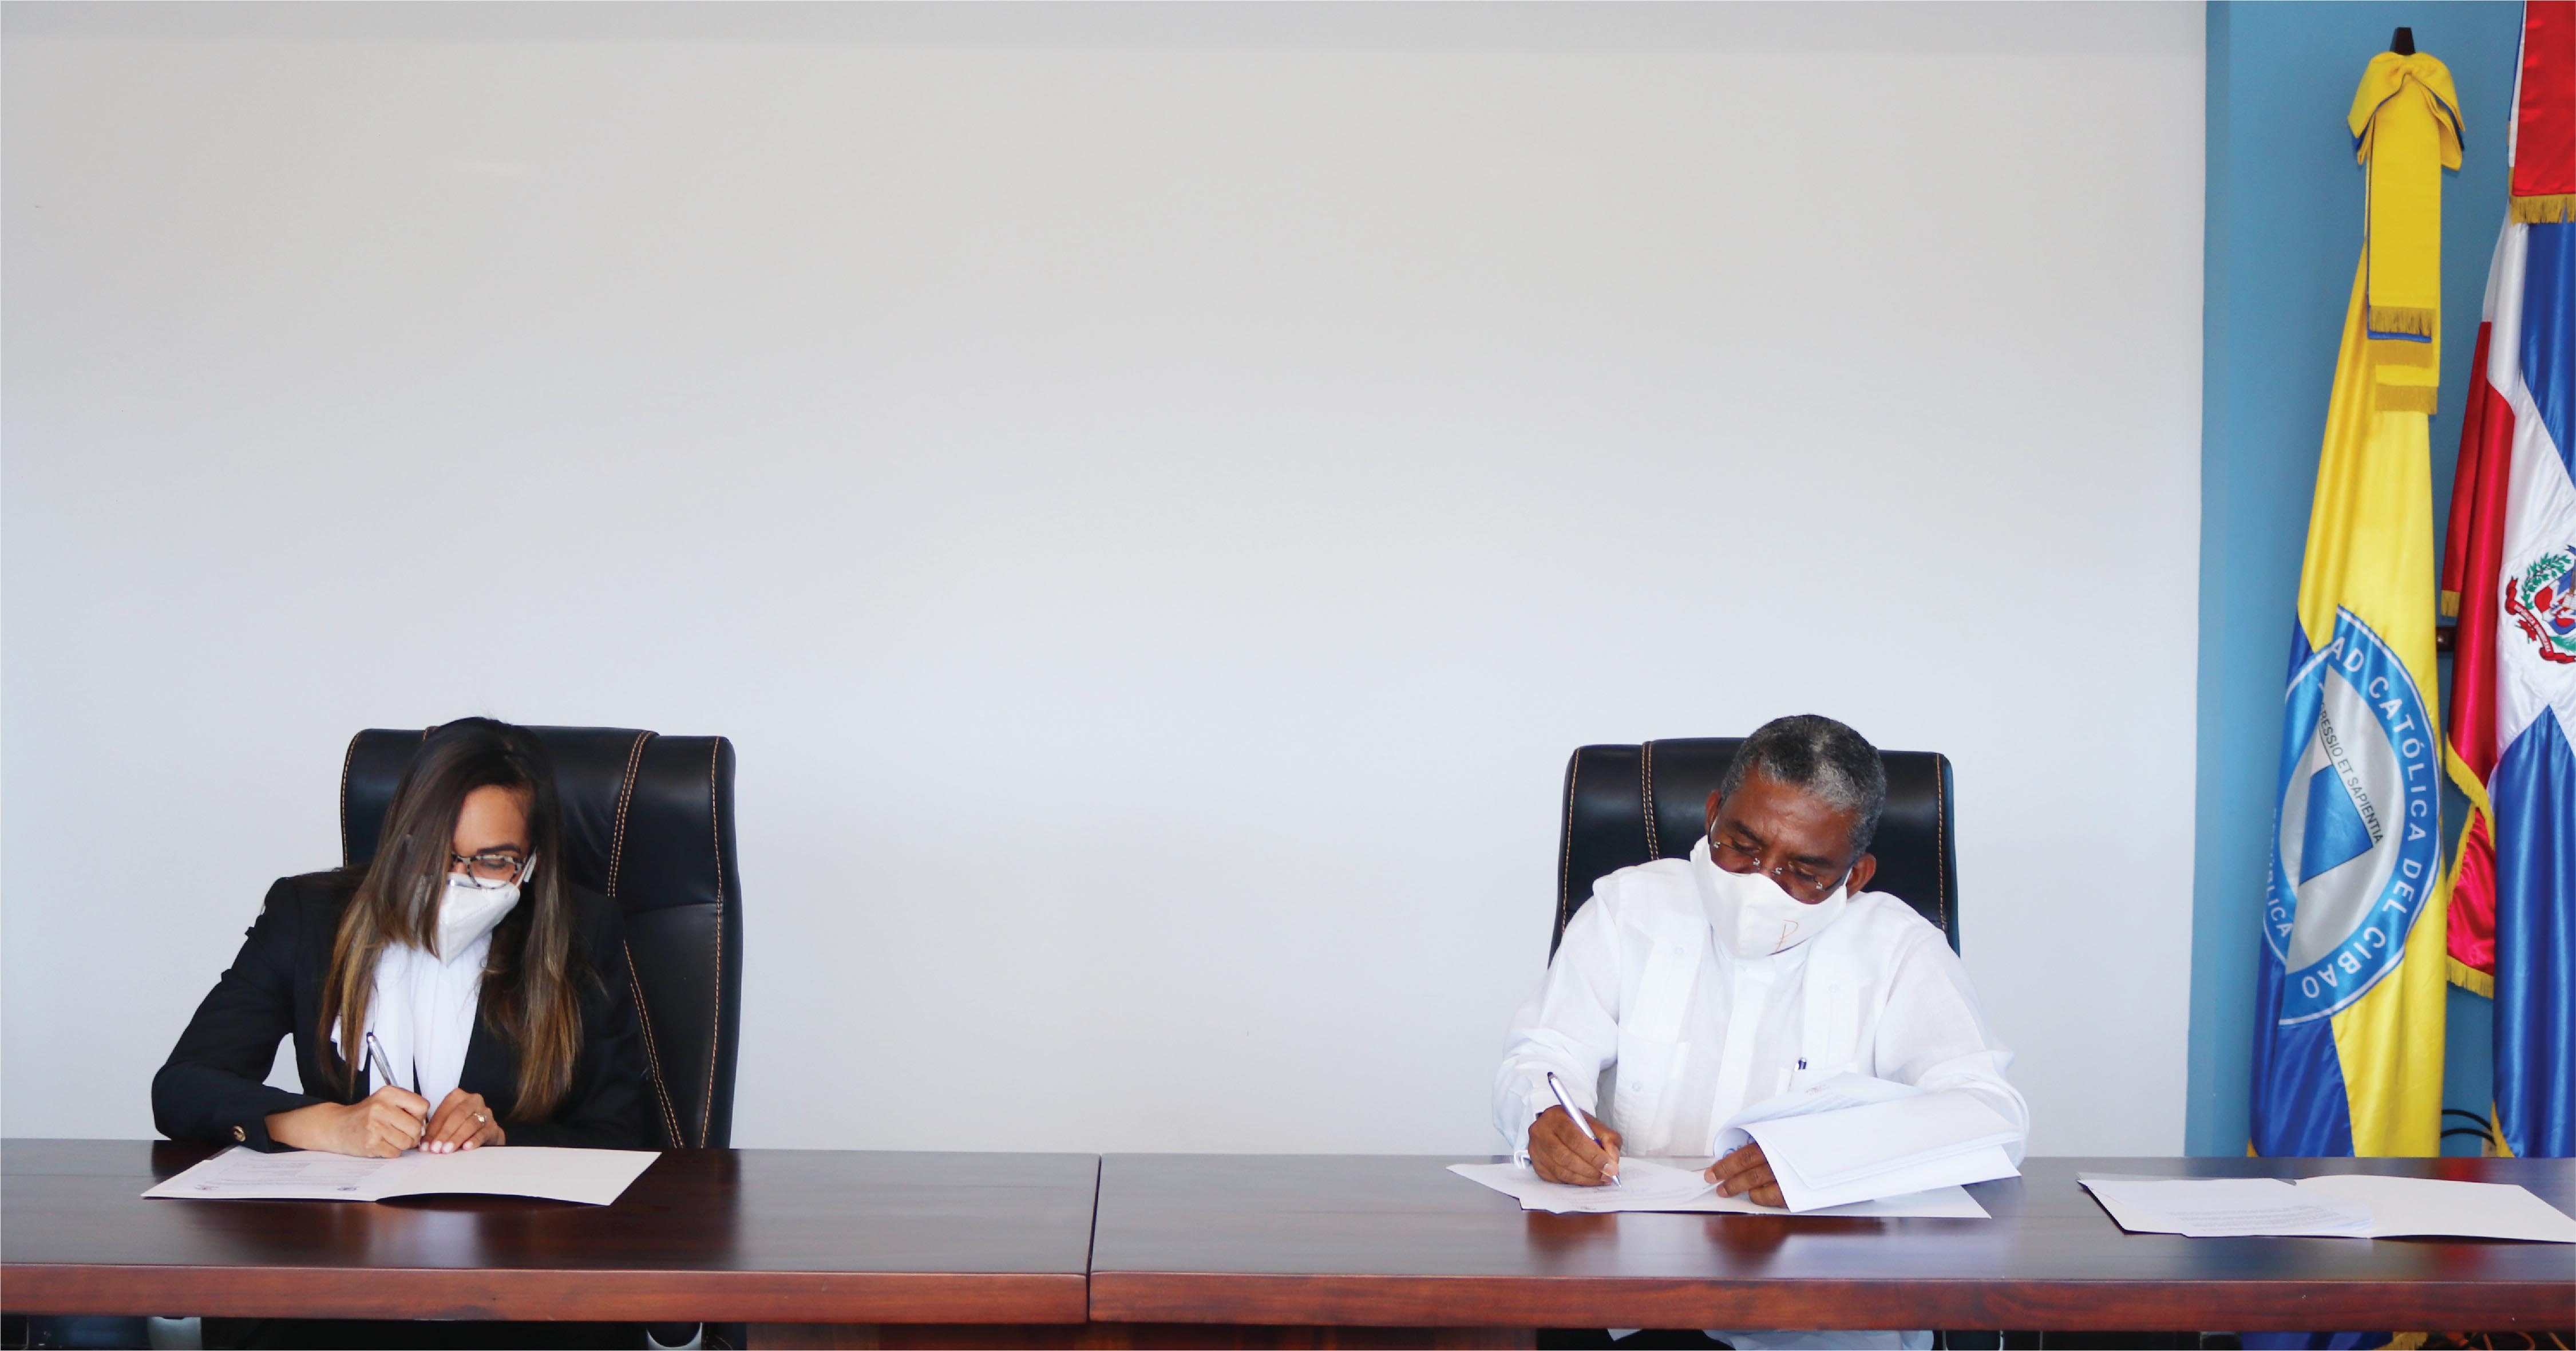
[2266,609,2442,1024]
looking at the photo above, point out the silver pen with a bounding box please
[1545,1071,1618,1185]
[361,1031,411,1095]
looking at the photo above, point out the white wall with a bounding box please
[1,2,2203,1155]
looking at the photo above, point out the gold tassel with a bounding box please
[2375,338,2438,369]
[2510,193,2576,224]
[2377,384,2439,415]
[2367,303,2439,338]
[2440,589,2460,618]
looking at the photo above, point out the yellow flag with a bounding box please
[2250,54,2456,1159]
[2348,52,2463,413]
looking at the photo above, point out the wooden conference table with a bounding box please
[5,1141,2570,1348]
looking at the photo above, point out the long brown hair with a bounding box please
[321,718,585,1118]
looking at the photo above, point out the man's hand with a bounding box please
[266,1087,430,1158]
[421,1090,505,1154]
[1706,1143,1784,1208]
[1529,1105,1623,1186]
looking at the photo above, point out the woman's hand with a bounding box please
[265,1087,430,1157]
[422,1090,505,1153]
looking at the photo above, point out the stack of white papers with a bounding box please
[145,1145,660,1206]
[1448,1158,1992,1219]
[1708,1073,2022,1212]
[2079,1174,2576,1242]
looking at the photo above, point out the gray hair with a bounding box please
[1716,714,1888,860]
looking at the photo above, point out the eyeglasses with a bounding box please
[1709,835,1848,902]
[449,851,532,890]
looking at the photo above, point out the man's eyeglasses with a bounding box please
[449,851,532,890]
[1710,836,1846,902]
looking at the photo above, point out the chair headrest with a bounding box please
[1557,737,1958,955]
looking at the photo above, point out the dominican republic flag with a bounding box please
[2439,0,2574,1160]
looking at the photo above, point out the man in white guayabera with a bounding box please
[1493,714,2028,1351]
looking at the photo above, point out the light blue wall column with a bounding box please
[2187,1,2524,1158]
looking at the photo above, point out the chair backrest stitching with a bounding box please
[604,732,680,1143]
[623,941,684,1148]
[699,739,725,1147]
[605,732,650,903]
[1558,746,1582,946]
[1640,740,1660,859]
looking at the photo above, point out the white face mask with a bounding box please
[434,858,529,961]
[1697,840,1849,959]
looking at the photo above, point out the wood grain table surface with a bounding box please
[1086,1154,2576,1332]
[9,1143,2571,1337]
[1,1139,1099,1324]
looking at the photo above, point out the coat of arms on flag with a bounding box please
[2439,0,2576,1161]
[2500,546,2576,663]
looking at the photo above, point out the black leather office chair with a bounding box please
[341,725,744,1149]
[1554,737,1960,956]
[1545,740,1986,1351]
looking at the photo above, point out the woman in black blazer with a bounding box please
[155,718,649,1155]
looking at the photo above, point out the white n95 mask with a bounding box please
[435,862,528,961]
[1697,839,1849,959]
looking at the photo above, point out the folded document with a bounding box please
[1449,1157,1989,1219]
[2079,1173,2576,1242]
[1710,1073,2022,1212]
[145,1145,659,1206]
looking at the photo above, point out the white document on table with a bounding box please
[1709,1074,2021,1212]
[2295,1174,2576,1241]
[1676,1179,1992,1219]
[2079,1176,2376,1237]
[145,1146,659,1206]
[1450,1156,1716,1214]
[2079,1173,2576,1242]
[145,1148,410,1200]
[1448,1158,1991,1219]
